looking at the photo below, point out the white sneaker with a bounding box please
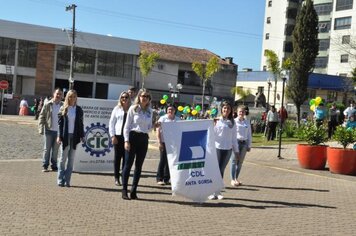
[217,194,224,200]
[208,194,217,200]
[157,181,165,185]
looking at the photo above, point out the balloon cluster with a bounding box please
[177,105,201,116]
[309,96,323,112]
[160,94,169,105]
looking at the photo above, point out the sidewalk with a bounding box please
[1,115,356,235]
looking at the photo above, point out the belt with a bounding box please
[238,140,246,144]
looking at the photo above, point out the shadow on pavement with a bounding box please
[242,184,329,192]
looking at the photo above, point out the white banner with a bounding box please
[74,98,117,172]
[162,120,223,202]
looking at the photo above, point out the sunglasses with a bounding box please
[121,96,129,99]
[140,95,150,98]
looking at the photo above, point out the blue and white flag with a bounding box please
[162,120,223,202]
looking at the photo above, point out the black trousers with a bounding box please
[156,144,170,182]
[113,135,125,180]
[267,122,278,141]
[122,131,149,193]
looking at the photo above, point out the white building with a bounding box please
[261,0,356,77]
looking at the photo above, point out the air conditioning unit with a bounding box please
[319,23,327,29]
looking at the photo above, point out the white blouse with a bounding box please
[214,118,239,153]
[67,106,76,134]
[124,105,153,142]
[235,118,252,148]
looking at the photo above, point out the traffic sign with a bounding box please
[0,80,9,90]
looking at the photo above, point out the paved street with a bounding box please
[1,115,356,235]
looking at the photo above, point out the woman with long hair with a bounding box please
[57,90,84,187]
[209,101,239,200]
[109,91,131,186]
[122,89,153,200]
[230,105,252,187]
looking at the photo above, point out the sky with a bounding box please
[1,0,265,70]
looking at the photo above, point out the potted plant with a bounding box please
[327,126,356,175]
[296,122,328,170]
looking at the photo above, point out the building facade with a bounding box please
[260,0,356,77]
[0,19,237,114]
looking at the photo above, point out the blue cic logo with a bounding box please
[82,122,113,157]
[178,130,207,170]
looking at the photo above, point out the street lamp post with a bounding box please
[66,4,77,90]
[168,83,183,104]
[277,75,288,159]
[267,78,272,110]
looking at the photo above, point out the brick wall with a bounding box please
[35,43,55,96]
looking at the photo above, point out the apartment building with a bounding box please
[261,0,356,77]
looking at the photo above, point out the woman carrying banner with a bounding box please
[156,104,179,185]
[209,101,239,200]
[57,90,85,187]
[122,89,153,200]
[230,105,252,187]
[109,91,131,186]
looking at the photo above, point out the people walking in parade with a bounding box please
[38,88,63,172]
[19,98,29,116]
[122,89,153,200]
[156,104,179,185]
[109,91,131,186]
[209,101,239,200]
[57,90,84,187]
[230,105,252,187]
[314,103,326,127]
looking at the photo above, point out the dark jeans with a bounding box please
[267,122,278,141]
[113,135,125,181]
[156,143,170,182]
[122,131,149,193]
[216,149,232,178]
[328,121,337,139]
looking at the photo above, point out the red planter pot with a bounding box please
[327,147,356,176]
[296,144,327,170]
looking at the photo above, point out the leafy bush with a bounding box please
[296,122,328,145]
[333,126,356,149]
[284,120,297,138]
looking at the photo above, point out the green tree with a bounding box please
[192,57,220,112]
[288,0,319,126]
[231,87,252,105]
[352,67,356,85]
[138,51,160,89]
[264,49,281,106]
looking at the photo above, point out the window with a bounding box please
[284,24,295,36]
[56,45,96,74]
[18,40,37,68]
[265,33,270,40]
[327,91,337,102]
[268,1,272,7]
[286,8,298,19]
[314,3,333,15]
[334,17,352,30]
[336,0,353,11]
[318,39,330,51]
[263,65,267,71]
[342,35,350,44]
[97,51,133,78]
[258,86,264,94]
[340,54,349,63]
[178,70,200,86]
[314,57,328,68]
[0,37,16,65]
[284,41,293,53]
[266,17,271,24]
[318,21,331,33]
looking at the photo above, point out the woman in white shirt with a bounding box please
[210,101,239,200]
[230,105,252,187]
[109,91,131,186]
[156,104,179,185]
[57,90,84,187]
[122,89,153,200]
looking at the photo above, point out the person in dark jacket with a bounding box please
[57,90,84,187]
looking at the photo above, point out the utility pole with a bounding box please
[66,4,77,90]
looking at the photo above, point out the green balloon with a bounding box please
[195,105,201,111]
[163,95,169,100]
[309,99,315,106]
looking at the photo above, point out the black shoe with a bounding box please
[58,183,64,187]
[122,190,130,200]
[130,192,138,200]
[65,183,71,188]
[51,168,58,172]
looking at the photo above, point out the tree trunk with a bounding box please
[202,80,206,114]
[274,76,277,106]
[296,105,301,127]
